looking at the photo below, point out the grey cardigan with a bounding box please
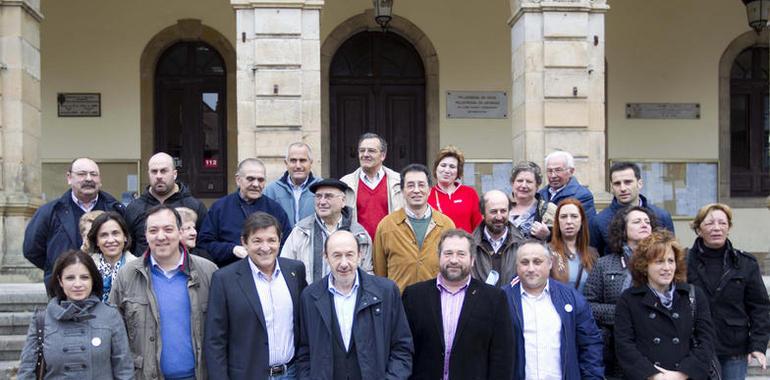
[17,296,134,379]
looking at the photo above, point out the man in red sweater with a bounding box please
[341,133,404,239]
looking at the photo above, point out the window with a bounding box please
[730,46,769,197]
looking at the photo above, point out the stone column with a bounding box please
[231,0,323,179]
[0,0,43,282]
[509,0,609,199]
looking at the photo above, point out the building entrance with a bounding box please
[155,41,227,198]
[329,31,426,177]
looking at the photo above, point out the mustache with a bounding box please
[80,181,96,188]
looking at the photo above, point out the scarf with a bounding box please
[96,254,126,302]
[648,283,675,309]
[511,202,539,237]
[54,296,100,322]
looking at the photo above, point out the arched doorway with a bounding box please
[329,31,426,177]
[154,41,227,198]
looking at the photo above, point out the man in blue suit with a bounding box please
[504,240,604,380]
[538,151,596,222]
[204,212,307,379]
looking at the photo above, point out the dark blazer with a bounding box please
[204,257,307,380]
[296,269,413,380]
[687,238,770,357]
[589,194,675,256]
[402,277,514,380]
[614,283,716,380]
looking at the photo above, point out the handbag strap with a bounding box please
[34,308,45,377]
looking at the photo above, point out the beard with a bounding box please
[441,265,470,282]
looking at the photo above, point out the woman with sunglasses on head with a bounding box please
[17,249,133,379]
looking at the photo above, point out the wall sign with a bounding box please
[57,93,101,117]
[447,91,508,119]
[625,103,700,119]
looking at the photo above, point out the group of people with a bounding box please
[16,132,770,380]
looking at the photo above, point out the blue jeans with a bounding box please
[269,363,297,380]
[719,355,748,380]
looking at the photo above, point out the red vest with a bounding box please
[356,175,389,239]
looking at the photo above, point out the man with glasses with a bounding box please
[24,157,126,288]
[537,151,596,221]
[199,158,291,267]
[281,178,372,284]
[341,133,403,240]
[373,164,455,292]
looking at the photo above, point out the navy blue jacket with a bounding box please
[504,279,604,380]
[589,194,675,256]
[198,191,290,267]
[263,171,322,229]
[538,176,596,222]
[296,269,413,380]
[23,189,125,285]
[204,257,307,380]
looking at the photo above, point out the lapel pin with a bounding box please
[564,304,573,313]
[291,272,296,277]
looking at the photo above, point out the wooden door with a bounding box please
[155,42,227,198]
[329,32,426,178]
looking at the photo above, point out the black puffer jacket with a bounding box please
[125,183,207,255]
[687,237,770,357]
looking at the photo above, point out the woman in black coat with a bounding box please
[615,230,716,380]
[583,206,658,378]
[686,203,770,380]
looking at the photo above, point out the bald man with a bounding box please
[125,152,207,255]
[24,157,126,288]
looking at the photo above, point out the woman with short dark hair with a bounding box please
[509,161,555,240]
[583,206,659,378]
[87,211,136,303]
[17,249,134,379]
[614,230,716,380]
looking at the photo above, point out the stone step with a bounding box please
[0,360,19,380]
[0,284,47,313]
[0,312,32,335]
[0,335,25,362]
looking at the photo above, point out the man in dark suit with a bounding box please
[402,228,515,380]
[296,230,413,380]
[204,211,307,380]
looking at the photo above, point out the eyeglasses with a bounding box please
[71,171,100,178]
[546,167,567,175]
[314,193,343,201]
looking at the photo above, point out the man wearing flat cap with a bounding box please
[281,178,372,284]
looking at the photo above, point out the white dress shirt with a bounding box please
[327,271,360,350]
[359,167,386,190]
[521,281,562,380]
[248,258,295,366]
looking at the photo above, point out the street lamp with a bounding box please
[743,0,769,33]
[373,0,393,31]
